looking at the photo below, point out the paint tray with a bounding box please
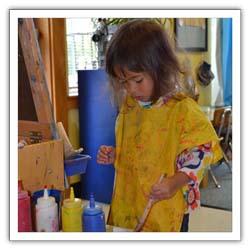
[64,154,91,176]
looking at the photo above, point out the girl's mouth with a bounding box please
[134,96,143,101]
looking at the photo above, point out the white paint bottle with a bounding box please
[35,186,59,232]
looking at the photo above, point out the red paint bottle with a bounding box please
[18,180,32,232]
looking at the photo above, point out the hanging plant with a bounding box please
[105,18,170,28]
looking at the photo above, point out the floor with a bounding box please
[200,161,232,211]
[83,200,232,232]
[189,206,232,232]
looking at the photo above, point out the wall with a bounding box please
[67,109,81,183]
[176,19,212,106]
[68,109,80,149]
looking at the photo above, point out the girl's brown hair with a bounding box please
[105,19,184,105]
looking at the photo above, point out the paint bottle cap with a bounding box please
[63,187,82,208]
[89,193,95,208]
[83,193,103,216]
[37,187,56,208]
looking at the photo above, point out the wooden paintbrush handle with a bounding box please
[134,199,154,232]
[134,174,166,232]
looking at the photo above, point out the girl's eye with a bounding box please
[135,78,143,83]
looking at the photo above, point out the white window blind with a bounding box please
[66,18,99,96]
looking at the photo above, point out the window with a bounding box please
[66,18,119,97]
[66,18,99,96]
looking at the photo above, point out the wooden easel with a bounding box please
[18,18,65,193]
[18,18,58,143]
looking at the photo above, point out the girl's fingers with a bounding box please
[99,146,112,156]
[150,185,169,198]
[97,157,110,164]
[106,146,114,153]
[150,192,165,201]
[97,146,115,165]
[97,154,109,162]
[97,153,111,164]
[97,159,108,164]
[151,183,163,192]
[98,150,109,159]
[150,190,162,199]
[101,145,112,153]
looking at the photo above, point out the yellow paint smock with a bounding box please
[107,94,222,232]
[62,187,83,232]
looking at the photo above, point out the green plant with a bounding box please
[106,18,170,28]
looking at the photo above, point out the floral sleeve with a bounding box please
[176,143,213,213]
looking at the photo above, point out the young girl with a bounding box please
[97,20,222,232]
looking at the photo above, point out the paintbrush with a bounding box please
[134,173,166,232]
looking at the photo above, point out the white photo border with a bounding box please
[10,9,241,241]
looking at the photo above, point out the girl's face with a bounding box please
[115,68,154,102]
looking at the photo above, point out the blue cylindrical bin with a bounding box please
[78,69,117,204]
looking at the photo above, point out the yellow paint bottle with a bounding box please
[62,187,83,232]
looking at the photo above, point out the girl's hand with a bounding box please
[149,172,190,202]
[97,145,116,165]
